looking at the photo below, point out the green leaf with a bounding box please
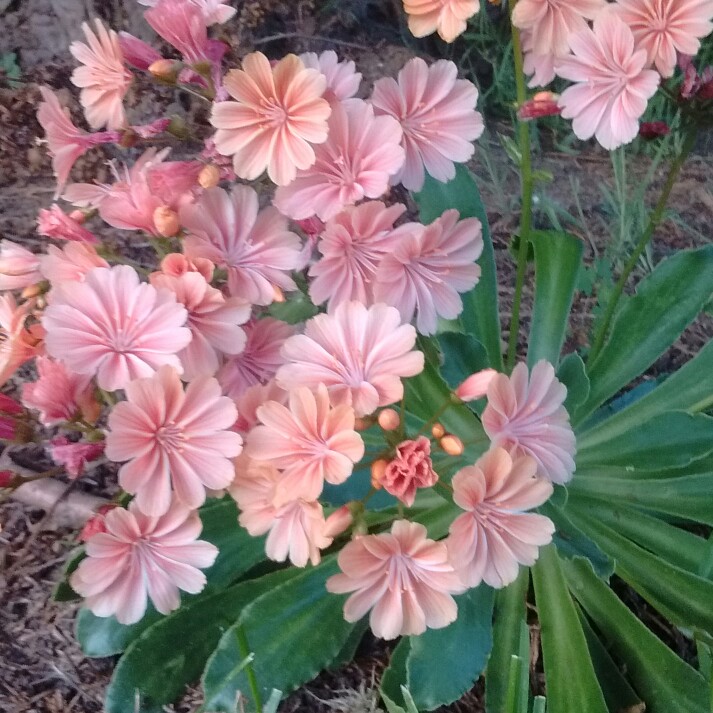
[404,586,494,710]
[531,546,608,713]
[266,291,318,324]
[53,547,85,602]
[578,245,713,421]
[437,332,489,391]
[564,558,708,713]
[557,353,590,416]
[76,607,164,659]
[528,230,584,367]
[381,639,412,712]
[414,165,503,371]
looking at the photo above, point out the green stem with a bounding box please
[506,11,535,373]
[589,126,698,363]
[236,626,262,713]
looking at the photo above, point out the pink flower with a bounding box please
[0,241,42,291]
[182,186,303,304]
[522,30,557,88]
[211,52,331,186]
[42,265,191,392]
[79,503,117,542]
[300,50,362,102]
[512,0,606,57]
[374,210,483,335]
[482,361,576,485]
[612,0,713,77]
[39,243,108,285]
[145,0,211,63]
[0,296,41,387]
[70,499,218,624]
[246,384,364,504]
[36,204,99,244]
[233,379,287,434]
[22,356,100,426]
[139,0,236,25]
[273,100,405,221]
[379,436,438,507]
[157,253,214,282]
[555,13,660,150]
[327,520,465,639]
[106,365,242,516]
[447,448,554,588]
[150,271,250,381]
[70,19,132,130]
[403,0,480,43]
[118,32,162,70]
[49,437,105,478]
[371,58,484,191]
[277,301,424,417]
[218,318,295,400]
[455,368,498,401]
[308,201,406,309]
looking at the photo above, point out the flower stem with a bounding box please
[236,626,263,713]
[506,11,535,373]
[588,126,698,363]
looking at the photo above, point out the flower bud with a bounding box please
[0,470,14,488]
[153,206,180,237]
[272,285,286,303]
[456,368,498,401]
[149,59,181,82]
[79,504,117,542]
[440,434,464,456]
[431,422,446,439]
[355,416,375,432]
[371,458,388,489]
[324,505,354,538]
[639,121,670,141]
[518,92,562,121]
[377,408,400,431]
[198,164,221,189]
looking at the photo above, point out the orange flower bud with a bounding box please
[371,458,388,489]
[377,408,400,431]
[149,59,180,82]
[153,206,180,237]
[440,434,464,456]
[431,422,446,439]
[272,285,286,303]
[198,164,221,189]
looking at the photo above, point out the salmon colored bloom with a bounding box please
[371,58,484,191]
[379,436,438,507]
[39,243,108,285]
[327,520,465,639]
[447,447,554,588]
[0,241,42,291]
[157,253,215,282]
[182,185,303,304]
[233,379,287,434]
[70,19,132,130]
[555,13,660,150]
[403,0,480,43]
[211,52,331,186]
[300,50,362,102]
[36,204,99,244]
[70,499,218,624]
[612,0,713,77]
[42,265,191,392]
[482,361,576,485]
[277,301,424,417]
[0,296,41,387]
[273,99,405,221]
[106,365,242,516]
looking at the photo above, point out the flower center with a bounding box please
[261,98,288,127]
[155,420,185,451]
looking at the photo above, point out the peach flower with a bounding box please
[403,0,480,43]
[379,436,438,507]
[300,50,362,102]
[0,296,42,387]
[39,243,108,285]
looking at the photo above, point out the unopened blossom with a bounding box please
[371,58,484,191]
[482,361,576,485]
[613,0,713,78]
[274,100,405,221]
[36,204,99,244]
[157,253,214,282]
[308,201,406,309]
[70,499,218,624]
[0,296,41,387]
[139,0,236,25]
[39,243,108,285]
[556,13,661,150]
[403,0,480,43]
[150,271,250,380]
[49,437,105,478]
[379,436,438,507]
[512,0,606,57]
[327,520,465,639]
[456,368,498,401]
[247,384,364,504]
[42,265,191,392]
[70,19,132,130]
[0,241,42,291]
[0,394,22,440]
[22,356,100,425]
[300,50,362,102]
[79,503,118,542]
[639,120,671,139]
[375,210,483,335]
[211,52,331,186]
[518,92,562,121]
[277,301,424,417]
[447,448,554,588]
[106,365,242,516]
[118,31,162,70]
[182,185,303,304]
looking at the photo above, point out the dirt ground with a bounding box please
[1,1,712,712]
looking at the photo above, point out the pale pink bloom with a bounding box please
[522,30,557,88]
[70,19,132,130]
[118,32,162,70]
[555,13,661,150]
[49,437,105,478]
[233,379,287,434]
[273,100,405,221]
[182,186,303,304]
[456,368,498,401]
[106,365,242,515]
[324,505,354,538]
[79,503,117,542]
[36,204,99,244]
[371,58,484,191]
[150,271,250,380]
[612,0,713,77]
[374,210,483,335]
[246,383,364,504]
[308,201,406,309]
[70,499,218,624]
[403,0,480,43]
[277,301,424,418]
[157,253,214,282]
[42,265,191,392]
[447,448,554,588]
[300,50,362,102]
[380,436,438,507]
[39,243,108,285]
[139,0,236,25]
[327,520,465,639]
[0,296,41,387]
[482,361,576,485]
[0,241,42,291]
[512,0,606,57]
[22,356,100,426]
[145,0,212,63]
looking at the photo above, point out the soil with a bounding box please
[1,2,712,712]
